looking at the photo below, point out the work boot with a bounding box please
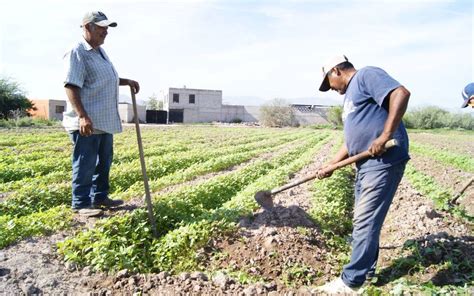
[315,277,361,295]
[93,198,124,209]
[72,207,103,217]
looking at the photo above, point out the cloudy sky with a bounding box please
[0,0,472,110]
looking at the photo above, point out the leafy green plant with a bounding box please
[0,206,72,248]
[282,262,321,286]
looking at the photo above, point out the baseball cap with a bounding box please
[81,11,117,28]
[461,83,474,108]
[318,55,349,92]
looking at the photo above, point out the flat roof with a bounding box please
[169,87,222,93]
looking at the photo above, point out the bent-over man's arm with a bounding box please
[316,143,349,179]
[369,86,410,156]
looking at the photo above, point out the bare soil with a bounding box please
[410,132,474,155]
[409,154,474,216]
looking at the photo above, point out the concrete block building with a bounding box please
[164,88,223,123]
[163,87,260,123]
[163,87,330,125]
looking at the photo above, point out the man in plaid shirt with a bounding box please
[63,11,139,217]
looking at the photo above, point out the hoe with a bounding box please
[255,139,397,210]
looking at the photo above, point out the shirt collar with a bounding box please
[81,38,98,51]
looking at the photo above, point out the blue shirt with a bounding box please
[342,66,410,172]
[62,40,122,134]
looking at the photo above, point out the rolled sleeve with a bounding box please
[64,49,85,88]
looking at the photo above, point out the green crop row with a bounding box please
[0,128,288,183]
[108,130,311,193]
[1,131,308,219]
[111,135,304,201]
[403,164,472,222]
[410,142,474,173]
[0,129,296,194]
[309,167,355,237]
[0,205,73,249]
[57,132,333,272]
[307,136,354,270]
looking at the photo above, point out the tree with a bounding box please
[259,98,298,127]
[0,77,34,119]
[327,105,343,127]
[147,93,163,110]
[403,106,474,130]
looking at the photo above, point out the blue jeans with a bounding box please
[69,132,113,209]
[341,161,406,288]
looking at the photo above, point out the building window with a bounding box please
[173,93,179,103]
[55,105,65,114]
[189,94,195,104]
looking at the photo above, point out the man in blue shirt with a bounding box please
[315,55,410,294]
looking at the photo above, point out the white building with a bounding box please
[163,87,329,125]
[118,102,146,123]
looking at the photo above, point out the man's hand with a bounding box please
[368,133,391,157]
[316,166,334,179]
[120,78,140,94]
[128,79,140,94]
[79,115,93,136]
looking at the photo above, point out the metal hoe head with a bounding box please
[254,190,273,210]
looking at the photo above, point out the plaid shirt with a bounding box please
[62,39,122,134]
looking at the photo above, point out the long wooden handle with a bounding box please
[130,87,158,238]
[270,139,397,195]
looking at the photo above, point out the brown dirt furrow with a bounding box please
[409,153,474,216]
[409,132,474,155]
[200,138,339,293]
[378,177,473,288]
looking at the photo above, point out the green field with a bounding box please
[0,126,472,295]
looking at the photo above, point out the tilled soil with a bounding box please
[1,138,473,295]
[201,140,337,291]
[410,133,474,155]
[379,180,473,287]
[409,154,474,216]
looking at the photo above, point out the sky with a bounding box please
[0,0,472,111]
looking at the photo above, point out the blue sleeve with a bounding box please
[63,48,85,88]
[362,67,401,106]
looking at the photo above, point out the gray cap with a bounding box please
[81,11,117,27]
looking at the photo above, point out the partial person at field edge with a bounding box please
[461,83,474,108]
